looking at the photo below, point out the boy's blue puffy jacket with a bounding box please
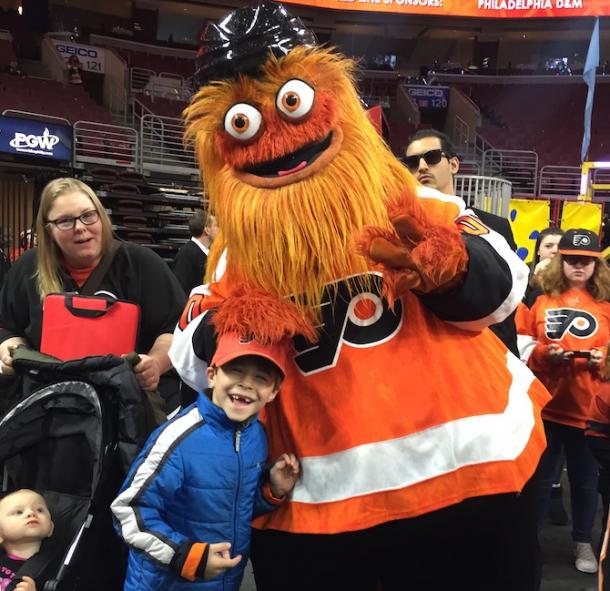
[111,393,278,591]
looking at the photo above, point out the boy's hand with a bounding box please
[204,542,242,580]
[269,453,301,498]
[15,576,36,591]
[589,348,604,368]
[548,344,571,364]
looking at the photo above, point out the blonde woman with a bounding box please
[518,229,610,573]
[0,178,186,409]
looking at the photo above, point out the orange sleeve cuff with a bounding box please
[262,481,285,506]
[181,542,208,581]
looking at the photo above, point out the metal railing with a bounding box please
[139,114,197,176]
[538,165,581,197]
[130,67,191,102]
[73,120,138,169]
[482,149,538,195]
[453,115,470,155]
[454,174,512,218]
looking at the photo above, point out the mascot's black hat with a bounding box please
[194,1,317,86]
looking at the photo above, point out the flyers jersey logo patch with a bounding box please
[179,293,206,331]
[545,308,598,340]
[293,274,402,375]
[455,215,489,237]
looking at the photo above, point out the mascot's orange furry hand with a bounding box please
[212,286,317,345]
[358,196,469,301]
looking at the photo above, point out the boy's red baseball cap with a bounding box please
[211,332,291,377]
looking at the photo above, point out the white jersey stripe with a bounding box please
[111,407,204,565]
[291,351,535,504]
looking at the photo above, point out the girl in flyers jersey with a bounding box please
[518,228,610,574]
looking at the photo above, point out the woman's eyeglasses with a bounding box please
[46,209,99,231]
[402,149,447,172]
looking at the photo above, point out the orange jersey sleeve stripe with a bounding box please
[181,542,208,581]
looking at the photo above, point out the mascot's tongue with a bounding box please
[278,161,307,176]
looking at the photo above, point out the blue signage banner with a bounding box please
[0,116,73,162]
[405,85,449,109]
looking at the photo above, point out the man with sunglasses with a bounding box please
[404,129,517,252]
[404,129,519,355]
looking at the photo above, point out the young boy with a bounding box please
[0,489,54,591]
[112,332,300,591]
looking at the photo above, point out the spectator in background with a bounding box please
[525,227,565,307]
[517,229,610,574]
[172,210,218,296]
[67,55,82,85]
[8,228,36,263]
[0,178,186,412]
[521,227,569,527]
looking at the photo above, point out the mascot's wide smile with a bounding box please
[235,128,343,188]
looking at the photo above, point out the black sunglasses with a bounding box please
[563,254,597,265]
[402,149,448,171]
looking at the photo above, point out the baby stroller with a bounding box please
[0,349,154,591]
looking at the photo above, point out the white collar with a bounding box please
[192,236,209,256]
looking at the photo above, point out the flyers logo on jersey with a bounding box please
[545,308,598,340]
[293,274,402,374]
[179,293,207,331]
[455,215,489,237]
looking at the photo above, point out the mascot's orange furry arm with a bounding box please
[357,191,468,305]
[170,2,548,560]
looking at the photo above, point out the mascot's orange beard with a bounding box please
[185,48,418,316]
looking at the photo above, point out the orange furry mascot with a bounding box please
[170,3,550,590]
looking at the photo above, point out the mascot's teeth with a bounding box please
[278,161,308,176]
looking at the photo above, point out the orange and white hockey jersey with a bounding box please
[516,290,610,429]
[171,192,550,535]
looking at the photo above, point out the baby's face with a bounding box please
[0,490,53,545]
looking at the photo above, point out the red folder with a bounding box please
[40,294,140,361]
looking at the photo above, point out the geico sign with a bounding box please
[408,88,446,97]
[9,128,60,151]
[55,44,99,58]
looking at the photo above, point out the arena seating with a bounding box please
[0,38,16,70]
[458,83,610,165]
[0,73,114,125]
[116,48,194,78]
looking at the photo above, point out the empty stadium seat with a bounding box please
[458,82,610,166]
[0,73,114,125]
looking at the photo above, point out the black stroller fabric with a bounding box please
[0,349,154,591]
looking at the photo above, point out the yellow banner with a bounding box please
[509,199,550,264]
[281,0,610,17]
[560,201,602,234]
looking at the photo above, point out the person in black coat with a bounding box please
[403,129,519,355]
[172,210,218,296]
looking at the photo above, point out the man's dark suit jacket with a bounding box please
[172,240,207,297]
[471,207,519,357]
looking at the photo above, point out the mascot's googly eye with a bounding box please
[224,104,263,141]
[276,79,315,121]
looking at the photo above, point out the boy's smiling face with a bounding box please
[207,355,281,422]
